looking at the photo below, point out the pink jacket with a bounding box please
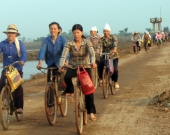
[156,34,162,40]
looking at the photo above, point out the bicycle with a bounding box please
[97,53,114,99]
[144,39,151,52]
[39,67,68,126]
[156,39,162,49]
[0,61,23,130]
[132,42,139,55]
[62,65,94,135]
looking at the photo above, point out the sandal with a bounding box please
[89,116,97,121]
[16,108,23,114]
[65,93,75,103]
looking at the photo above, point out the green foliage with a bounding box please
[145,28,152,33]
[118,28,132,36]
[163,26,169,32]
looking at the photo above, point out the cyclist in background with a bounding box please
[155,31,162,46]
[131,31,141,53]
[142,31,151,51]
[97,23,119,89]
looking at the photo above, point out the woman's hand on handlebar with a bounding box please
[58,67,64,73]
[36,64,42,70]
[19,61,25,66]
[91,63,97,69]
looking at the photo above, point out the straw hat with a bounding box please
[3,24,20,36]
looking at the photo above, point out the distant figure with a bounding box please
[131,31,141,53]
[165,32,168,42]
[162,32,165,43]
[155,31,162,46]
[87,26,100,51]
[59,27,62,35]
[152,33,156,45]
[87,26,100,62]
[142,31,152,51]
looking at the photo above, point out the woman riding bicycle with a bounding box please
[131,31,141,53]
[37,22,68,83]
[0,24,26,114]
[142,31,151,51]
[97,23,119,89]
[58,24,97,121]
[155,31,162,46]
[87,26,101,82]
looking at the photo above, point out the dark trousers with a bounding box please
[47,63,58,82]
[0,70,24,109]
[133,41,140,52]
[64,68,96,114]
[98,57,119,82]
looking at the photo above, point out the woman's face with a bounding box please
[90,31,97,37]
[49,24,59,37]
[103,30,110,38]
[7,32,16,42]
[73,29,83,41]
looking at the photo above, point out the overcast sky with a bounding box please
[1,0,170,40]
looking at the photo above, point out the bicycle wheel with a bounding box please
[59,92,68,117]
[45,85,57,126]
[108,74,114,95]
[55,75,68,117]
[83,110,87,125]
[135,46,138,55]
[75,87,83,134]
[0,87,11,130]
[102,68,109,99]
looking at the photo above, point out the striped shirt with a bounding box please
[59,39,95,68]
[97,35,119,59]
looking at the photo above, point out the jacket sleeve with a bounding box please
[37,38,47,60]
[59,42,70,67]
[112,36,118,47]
[96,38,103,52]
[87,40,95,64]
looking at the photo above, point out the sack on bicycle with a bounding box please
[78,67,95,95]
[5,66,24,92]
[132,42,136,47]
[107,59,114,74]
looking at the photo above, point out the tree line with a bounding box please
[19,26,170,43]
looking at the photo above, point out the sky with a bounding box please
[1,0,170,40]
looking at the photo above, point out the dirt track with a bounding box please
[1,43,170,135]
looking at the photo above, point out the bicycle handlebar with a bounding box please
[95,52,113,55]
[39,67,58,70]
[62,63,92,69]
[0,61,20,69]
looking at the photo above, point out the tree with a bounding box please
[124,28,128,33]
[118,30,125,36]
[163,26,169,32]
[145,28,152,33]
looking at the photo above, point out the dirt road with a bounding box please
[1,43,170,135]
